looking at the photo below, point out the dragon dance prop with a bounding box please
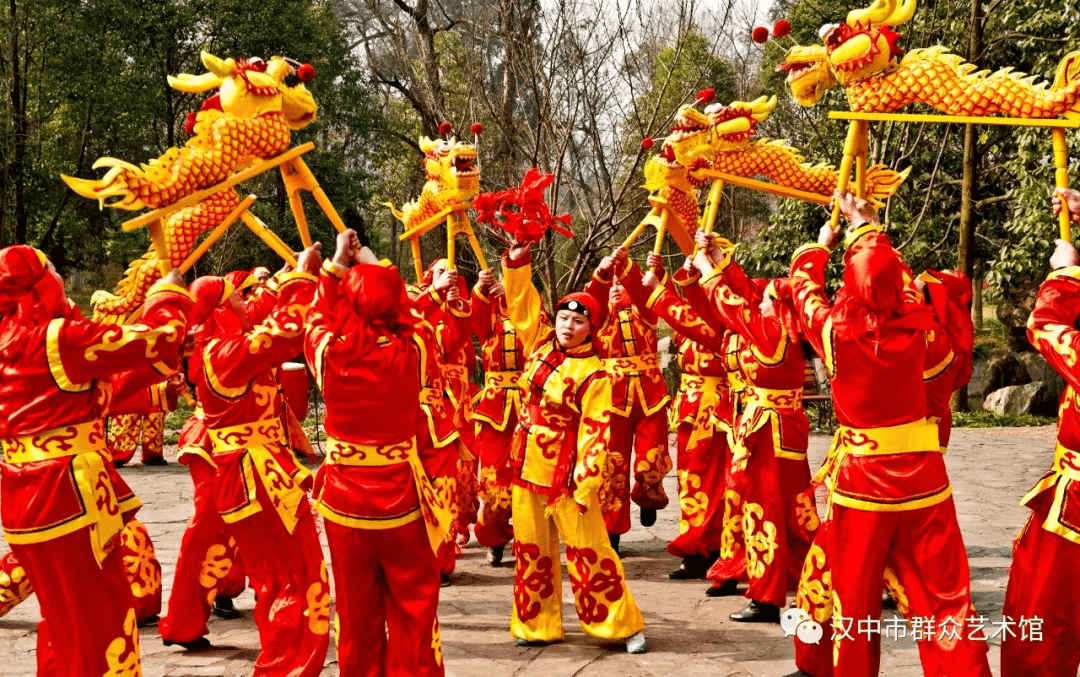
[776,0,1080,236]
[62,51,344,323]
[623,93,909,256]
[473,168,573,244]
[387,125,485,280]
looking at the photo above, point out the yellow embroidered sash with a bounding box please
[680,375,727,448]
[2,420,133,566]
[605,354,659,377]
[731,386,807,471]
[484,371,521,389]
[324,437,451,554]
[1053,442,1080,482]
[208,418,311,534]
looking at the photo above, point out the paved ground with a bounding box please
[0,426,1063,677]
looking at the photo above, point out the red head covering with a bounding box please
[0,246,68,358]
[919,269,975,388]
[556,291,608,330]
[332,264,418,353]
[224,270,258,294]
[764,278,801,340]
[832,241,935,345]
[188,276,242,342]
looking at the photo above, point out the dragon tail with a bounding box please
[382,201,405,223]
[90,251,160,323]
[864,164,911,206]
[1053,51,1080,118]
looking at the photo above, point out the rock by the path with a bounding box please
[970,352,1031,400]
[983,381,1058,417]
[1016,352,1066,399]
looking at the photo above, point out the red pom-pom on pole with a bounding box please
[696,88,716,104]
[641,137,655,150]
[184,112,198,136]
[297,63,316,82]
[470,122,484,135]
[773,20,791,38]
[752,26,770,44]
[439,121,453,136]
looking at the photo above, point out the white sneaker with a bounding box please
[626,630,648,654]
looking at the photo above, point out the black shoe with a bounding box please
[163,636,211,651]
[137,614,159,628]
[729,600,781,623]
[212,596,241,620]
[782,671,815,677]
[669,555,709,580]
[440,574,452,587]
[705,579,740,597]
[881,589,897,610]
[112,460,127,469]
[487,546,504,566]
[608,533,620,557]
[639,508,657,527]
[143,456,167,466]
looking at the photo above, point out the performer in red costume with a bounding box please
[471,267,524,565]
[788,267,974,677]
[1000,187,1080,677]
[305,230,452,677]
[690,231,814,623]
[786,193,991,677]
[502,237,647,653]
[408,259,473,585]
[617,252,732,580]
[187,244,330,677]
[0,245,193,677]
[585,250,672,552]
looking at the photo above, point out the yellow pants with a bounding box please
[510,485,645,642]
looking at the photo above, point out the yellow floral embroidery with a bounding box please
[104,608,141,677]
[120,521,161,599]
[743,501,778,580]
[796,541,833,623]
[0,562,33,617]
[882,566,910,616]
[432,617,444,666]
[198,543,234,601]
[677,470,708,534]
[304,561,331,635]
[719,489,745,560]
[795,492,821,534]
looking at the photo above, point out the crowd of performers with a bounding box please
[1,186,1079,677]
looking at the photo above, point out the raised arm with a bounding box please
[501,243,550,354]
[1028,259,1080,393]
[702,272,789,364]
[625,254,726,353]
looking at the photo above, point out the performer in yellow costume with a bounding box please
[501,238,646,653]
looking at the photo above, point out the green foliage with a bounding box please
[164,401,194,430]
[951,411,1056,429]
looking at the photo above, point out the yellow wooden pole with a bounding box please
[148,220,173,277]
[410,238,423,283]
[1053,127,1072,241]
[622,206,659,249]
[464,227,490,270]
[179,194,258,274]
[285,157,348,235]
[855,152,867,200]
[831,121,863,230]
[652,208,670,255]
[446,214,458,272]
[240,211,299,268]
[281,162,313,248]
[691,179,725,259]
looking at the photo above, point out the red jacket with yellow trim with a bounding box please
[621,264,732,431]
[0,280,193,541]
[405,284,468,449]
[471,286,526,431]
[701,260,808,457]
[790,227,953,511]
[584,263,669,417]
[305,264,426,526]
[1024,265,1080,543]
[503,252,612,510]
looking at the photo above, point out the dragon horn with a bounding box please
[92,157,139,172]
[749,95,777,120]
[382,201,405,222]
[882,0,916,26]
[168,72,225,93]
[201,51,237,78]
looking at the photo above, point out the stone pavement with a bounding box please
[0,426,1063,677]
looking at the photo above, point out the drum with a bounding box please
[279,362,310,421]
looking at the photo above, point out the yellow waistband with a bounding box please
[680,374,727,393]
[2,420,106,464]
[444,364,469,382]
[728,372,746,393]
[484,371,521,389]
[836,419,941,456]
[326,437,417,466]
[744,386,803,410]
[1054,443,1080,482]
[208,419,286,454]
[420,387,443,406]
[605,354,659,376]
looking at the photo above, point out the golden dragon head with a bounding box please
[169,51,317,129]
[666,95,775,167]
[823,0,913,86]
[778,44,837,107]
[419,136,480,203]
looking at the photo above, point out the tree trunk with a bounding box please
[954,0,983,412]
[973,259,984,332]
[10,0,28,244]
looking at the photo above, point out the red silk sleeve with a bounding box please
[789,244,835,362]
[1028,266,1080,393]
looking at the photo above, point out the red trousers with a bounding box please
[829,498,991,677]
[326,519,444,677]
[12,528,139,677]
[667,423,728,559]
[455,456,479,546]
[739,426,812,607]
[108,412,165,464]
[473,420,515,549]
[0,550,32,617]
[418,431,459,576]
[118,518,162,622]
[1001,495,1080,677]
[601,398,671,535]
[222,484,329,677]
[160,455,247,644]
